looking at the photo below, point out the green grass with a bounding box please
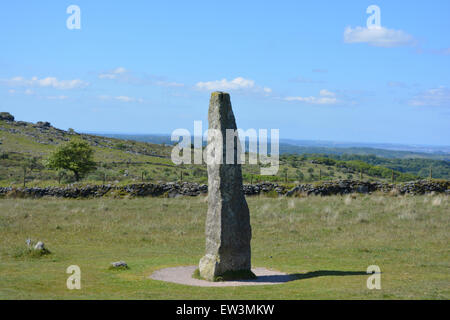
[0,193,448,299]
[11,247,51,259]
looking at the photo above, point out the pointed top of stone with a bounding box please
[210,91,231,106]
[208,91,237,132]
[211,91,229,96]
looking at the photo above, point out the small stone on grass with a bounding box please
[109,261,129,270]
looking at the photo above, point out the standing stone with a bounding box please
[198,92,252,281]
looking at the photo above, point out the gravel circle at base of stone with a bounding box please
[150,266,296,287]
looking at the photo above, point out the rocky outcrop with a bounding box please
[35,121,51,128]
[0,112,14,121]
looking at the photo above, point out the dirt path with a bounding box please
[149,266,296,287]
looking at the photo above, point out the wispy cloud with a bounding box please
[2,76,88,90]
[409,86,450,107]
[195,77,271,96]
[98,95,144,103]
[290,76,325,84]
[312,69,328,73]
[285,89,338,105]
[46,95,68,100]
[115,95,143,103]
[196,77,255,91]
[430,47,450,56]
[7,88,69,100]
[98,67,128,80]
[154,80,185,87]
[344,26,415,48]
[387,81,407,88]
[98,67,184,87]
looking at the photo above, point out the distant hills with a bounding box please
[280,139,450,160]
[1,111,449,186]
[92,133,450,161]
[280,138,450,155]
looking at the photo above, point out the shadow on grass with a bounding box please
[252,270,368,284]
[292,270,368,280]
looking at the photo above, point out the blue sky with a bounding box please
[1,0,449,145]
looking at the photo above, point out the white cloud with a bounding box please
[285,89,338,105]
[115,96,134,102]
[195,77,272,96]
[115,96,143,103]
[319,89,335,97]
[6,87,68,100]
[98,67,128,79]
[344,26,415,47]
[409,87,450,107]
[3,76,88,89]
[196,77,255,91]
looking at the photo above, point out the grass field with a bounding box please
[0,194,448,299]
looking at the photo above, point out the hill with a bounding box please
[0,112,447,187]
[94,133,450,160]
[95,133,449,180]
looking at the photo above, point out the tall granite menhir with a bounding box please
[198,92,252,281]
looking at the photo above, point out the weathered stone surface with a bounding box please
[34,241,45,251]
[198,92,252,281]
[35,121,51,128]
[0,112,14,121]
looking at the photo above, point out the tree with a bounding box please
[21,162,27,187]
[282,167,288,182]
[296,169,304,182]
[27,157,35,171]
[141,169,149,182]
[21,157,41,187]
[46,140,96,181]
